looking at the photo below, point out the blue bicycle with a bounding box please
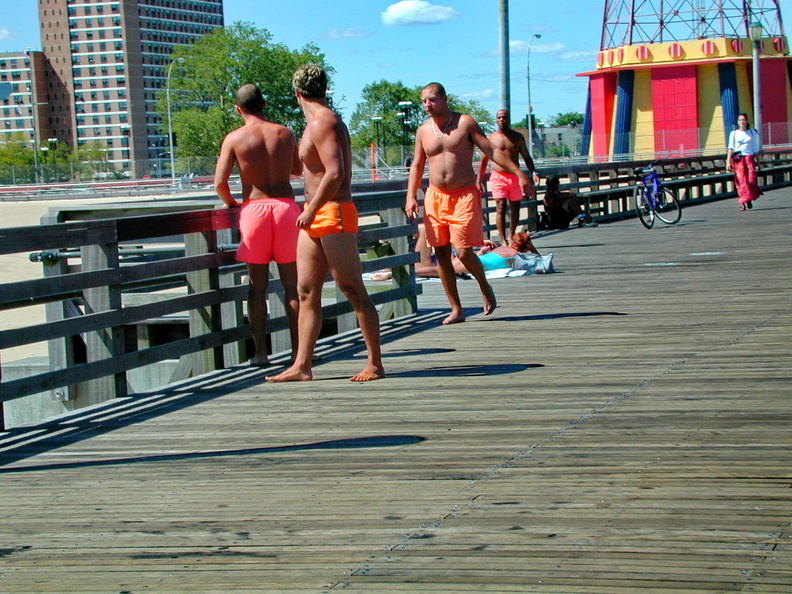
[633,164,682,229]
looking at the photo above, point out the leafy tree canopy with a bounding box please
[349,80,493,149]
[545,112,585,127]
[156,22,331,157]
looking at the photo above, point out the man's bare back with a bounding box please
[215,118,300,206]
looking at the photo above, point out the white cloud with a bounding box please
[0,28,12,41]
[461,88,497,100]
[382,1,459,27]
[327,27,368,40]
[509,40,566,55]
[558,50,598,62]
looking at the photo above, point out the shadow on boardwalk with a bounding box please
[1,190,791,593]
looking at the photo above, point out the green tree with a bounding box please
[157,21,330,157]
[349,80,493,150]
[546,112,584,127]
[0,135,35,183]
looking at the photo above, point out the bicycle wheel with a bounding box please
[634,186,654,229]
[655,187,681,225]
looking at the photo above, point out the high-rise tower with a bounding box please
[34,0,223,177]
[578,0,789,158]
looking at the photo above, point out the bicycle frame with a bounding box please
[635,167,661,207]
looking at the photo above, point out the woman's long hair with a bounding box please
[510,232,536,253]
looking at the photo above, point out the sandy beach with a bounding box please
[1,194,178,362]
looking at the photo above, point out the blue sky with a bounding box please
[2,0,792,124]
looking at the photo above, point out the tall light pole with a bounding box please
[166,57,185,188]
[499,0,510,111]
[748,21,763,150]
[48,138,58,181]
[371,116,382,177]
[526,34,541,159]
[371,116,382,148]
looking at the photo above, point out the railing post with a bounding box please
[267,272,292,356]
[43,252,79,403]
[217,225,246,367]
[183,228,223,376]
[380,205,417,319]
[81,240,127,405]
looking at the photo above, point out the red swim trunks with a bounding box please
[488,170,524,202]
[305,201,359,239]
[236,198,300,265]
[423,184,483,248]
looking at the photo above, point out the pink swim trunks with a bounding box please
[236,198,300,264]
[488,170,524,202]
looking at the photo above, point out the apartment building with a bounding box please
[3,0,224,178]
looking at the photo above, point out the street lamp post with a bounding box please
[40,146,49,183]
[371,116,382,156]
[166,57,185,189]
[397,101,414,164]
[526,33,542,159]
[371,116,382,181]
[396,111,406,164]
[47,138,58,181]
[748,21,763,150]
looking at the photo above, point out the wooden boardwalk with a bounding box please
[1,189,791,593]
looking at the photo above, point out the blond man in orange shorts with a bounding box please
[266,64,384,383]
[215,84,302,366]
[406,83,531,325]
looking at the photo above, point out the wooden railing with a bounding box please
[0,190,420,429]
[481,149,792,237]
[4,150,792,428]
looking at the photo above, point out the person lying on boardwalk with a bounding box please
[214,84,302,366]
[370,226,539,281]
[266,64,384,383]
[405,82,531,325]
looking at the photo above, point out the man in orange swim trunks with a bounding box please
[405,83,531,325]
[215,84,302,366]
[266,64,384,383]
[477,109,541,246]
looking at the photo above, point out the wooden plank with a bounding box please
[0,187,791,593]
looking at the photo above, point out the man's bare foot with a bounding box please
[249,356,269,367]
[265,366,312,382]
[483,286,497,316]
[350,365,385,382]
[441,311,466,325]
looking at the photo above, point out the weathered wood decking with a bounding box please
[1,189,791,592]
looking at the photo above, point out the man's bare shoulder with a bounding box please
[504,128,526,145]
[457,112,478,128]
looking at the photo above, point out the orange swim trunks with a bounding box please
[423,184,484,248]
[305,201,359,239]
[489,170,524,202]
[236,197,300,264]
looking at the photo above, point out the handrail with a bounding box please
[479,150,792,237]
[0,191,421,429]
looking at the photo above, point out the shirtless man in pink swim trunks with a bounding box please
[214,83,302,366]
[405,83,531,325]
[477,109,540,246]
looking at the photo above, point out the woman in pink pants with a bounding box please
[726,113,763,211]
